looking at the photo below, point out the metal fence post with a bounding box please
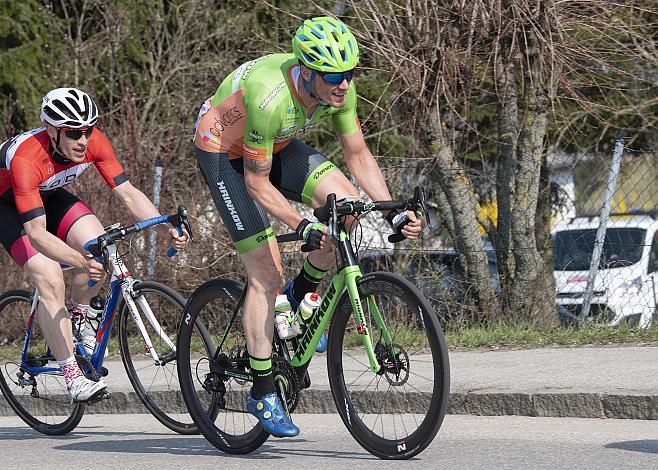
[579,137,625,323]
[146,160,164,280]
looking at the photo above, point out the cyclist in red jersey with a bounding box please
[0,88,188,402]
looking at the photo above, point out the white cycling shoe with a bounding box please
[67,376,107,403]
[77,324,108,358]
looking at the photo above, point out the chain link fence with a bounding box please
[550,148,657,328]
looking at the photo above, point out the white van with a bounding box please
[553,211,658,327]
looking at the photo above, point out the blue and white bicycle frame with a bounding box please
[19,213,184,381]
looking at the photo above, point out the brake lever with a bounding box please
[414,186,434,231]
[100,238,112,276]
[167,205,194,257]
[175,205,196,242]
[84,236,111,287]
[182,218,196,242]
[387,186,430,244]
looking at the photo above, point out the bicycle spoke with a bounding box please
[177,279,268,453]
[328,272,449,458]
[0,291,85,435]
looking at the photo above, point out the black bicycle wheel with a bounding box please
[177,278,269,454]
[0,290,85,435]
[327,272,450,459]
[118,281,217,434]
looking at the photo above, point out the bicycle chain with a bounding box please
[203,352,301,414]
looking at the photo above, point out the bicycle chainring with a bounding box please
[272,356,300,413]
[76,354,102,382]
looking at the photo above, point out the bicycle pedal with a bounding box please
[86,390,110,405]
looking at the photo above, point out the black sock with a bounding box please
[292,258,328,304]
[250,355,274,399]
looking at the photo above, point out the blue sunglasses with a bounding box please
[316,69,355,85]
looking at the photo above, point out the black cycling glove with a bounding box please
[295,218,327,251]
[385,209,412,236]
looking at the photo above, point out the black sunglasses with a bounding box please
[63,127,94,140]
[316,69,355,85]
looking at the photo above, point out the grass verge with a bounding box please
[445,321,658,350]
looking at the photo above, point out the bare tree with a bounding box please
[350,0,500,319]
[348,0,656,325]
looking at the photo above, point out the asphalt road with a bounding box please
[1,413,656,470]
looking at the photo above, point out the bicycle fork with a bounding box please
[343,267,394,374]
[288,266,392,375]
[122,283,175,365]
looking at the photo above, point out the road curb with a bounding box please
[448,392,658,420]
[297,391,658,420]
[2,391,656,420]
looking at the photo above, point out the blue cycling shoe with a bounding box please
[283,280,328,353]
[315,331,328,353]
[282,280,301,310]
[246,391,300,438]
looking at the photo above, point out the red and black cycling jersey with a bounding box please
[0,127,127,222]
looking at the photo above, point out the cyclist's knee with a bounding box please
[308,243,336,271]
[242,245,283,293]
[319,239,336,254]
[26,264,65,302]
[35,277,65,301]
[247,266,283,296]
[24,254,62,281]
[65,213,104,252]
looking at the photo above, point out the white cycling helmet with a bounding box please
[40,87,98,128]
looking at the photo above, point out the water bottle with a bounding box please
[87,295,105,331]
[274,292,302,339]
[299,292,322,321]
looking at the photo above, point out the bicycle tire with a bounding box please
[177,278,269,454]
[327,271,450,459]
[0,290,86,435]
[118,281,218,434]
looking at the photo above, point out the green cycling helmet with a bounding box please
[292,16,359,72]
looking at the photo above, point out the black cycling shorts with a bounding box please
[196,139,338,253]
[0,188,94,267]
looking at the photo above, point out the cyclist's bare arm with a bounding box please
[339,131,423,238]
[112,181,188,248]
[243,157,305,231]
[339,130,393,202]
[22,215,103,279]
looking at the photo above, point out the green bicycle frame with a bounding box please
[211,211,398,379]
[288,233,393,374]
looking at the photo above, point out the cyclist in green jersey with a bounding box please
[193,16,423,437]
